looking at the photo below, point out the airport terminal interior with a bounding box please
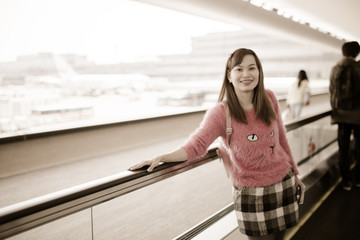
[1,0,360,239]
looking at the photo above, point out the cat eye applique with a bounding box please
[247,134,259,142]
[246,130,274,142]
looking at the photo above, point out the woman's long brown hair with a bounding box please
[218,48,276,126]
[297,69,309,88]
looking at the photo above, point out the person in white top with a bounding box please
[286,70,311,119]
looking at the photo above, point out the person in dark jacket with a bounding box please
[329,41,360,191]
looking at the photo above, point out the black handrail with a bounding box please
[0,109,333,239]
[0,149,219,238]
[174,203,235,240]
[284,110,331,132]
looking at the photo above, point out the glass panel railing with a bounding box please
[92,160,232,239]
[285,113,337,178]
[7,209,92,240]
[0,110,334,239]
[0,149,219,239]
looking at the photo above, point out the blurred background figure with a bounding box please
[329,41,360,191]
[286,70,311,119]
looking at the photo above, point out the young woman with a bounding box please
[286,70,311,119]
[129,48,305,240]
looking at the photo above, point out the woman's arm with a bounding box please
[128,147,188,172]
[128,103,225,172]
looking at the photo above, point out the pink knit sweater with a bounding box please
[182,89,299,187]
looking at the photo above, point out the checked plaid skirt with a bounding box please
[233,170,299,236]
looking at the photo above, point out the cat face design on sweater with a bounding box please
[246,130,275,154]
[231,124,280,170]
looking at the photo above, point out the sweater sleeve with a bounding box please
[267,90,300,175]
[181,103,226,161]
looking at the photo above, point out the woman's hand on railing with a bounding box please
[128,148,188,172]
[128,156,162,172]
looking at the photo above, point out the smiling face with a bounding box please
[228,54,259,95]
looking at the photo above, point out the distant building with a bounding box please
[0,31,340,85]
[77,31,340,81]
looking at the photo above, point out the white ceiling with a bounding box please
[264,0,360,41]
[134,0,360,51]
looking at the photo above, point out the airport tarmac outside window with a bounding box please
[0,0,338,138]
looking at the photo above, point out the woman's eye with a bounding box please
[247,134,259,142]
[270,130,274,136]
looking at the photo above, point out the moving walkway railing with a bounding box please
[0,109,333,239]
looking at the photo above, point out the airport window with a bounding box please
[0,0,339,137]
